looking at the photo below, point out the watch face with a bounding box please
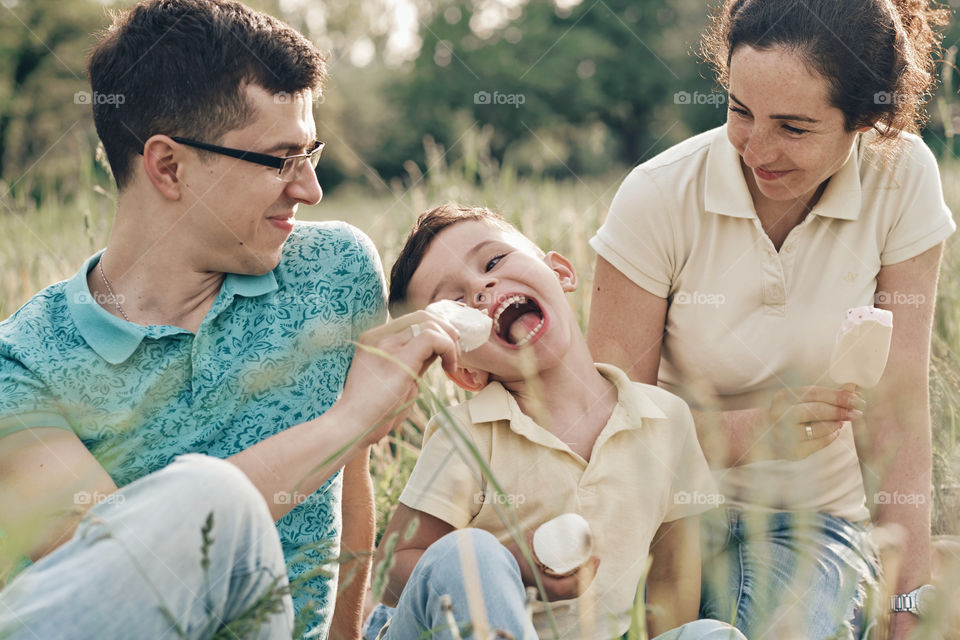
[916,584,937,617]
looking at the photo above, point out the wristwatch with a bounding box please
[890,584,936,616]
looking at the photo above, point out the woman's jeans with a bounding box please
[0,454,293,640]
[699,508,881,640]
[364,528,746,640]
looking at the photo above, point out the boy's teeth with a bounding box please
[493,294,527,333]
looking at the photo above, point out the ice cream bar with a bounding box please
[829,306,893,388]
[425,299,493,352]
[532,512,594,578]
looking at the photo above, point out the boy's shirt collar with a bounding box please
[465,363,667,454]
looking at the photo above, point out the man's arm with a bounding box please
[229,310,462,522]
[330,447,375,640]
[1,310,459,579]
[0,428,118,566]
[645,516,701,637]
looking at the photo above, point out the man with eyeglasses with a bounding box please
[0,1,463,639]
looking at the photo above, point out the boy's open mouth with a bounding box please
[492,294,546,347]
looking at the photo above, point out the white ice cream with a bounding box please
[532,513,594,577]
[829,306,894,388]
[425,299,493,352]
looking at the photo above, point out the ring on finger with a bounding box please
[804,424,814,440]
[410,323,422,338]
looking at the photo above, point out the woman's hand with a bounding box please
[760,385,865,461]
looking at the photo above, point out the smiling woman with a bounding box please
[586,1,956,639]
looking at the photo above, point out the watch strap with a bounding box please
[890,591,918,613]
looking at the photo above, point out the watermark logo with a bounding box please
[674,490,725,506]
[674,91,726,107]
[673,291,726,308]
[873,91,909,106]
[474,491,526,506]
[273,491,310,506]
[271,292,332,307]
[274,91,315,105]
[874,491,926,506]
[74,490,125,506]
[74,91,125,108]
[473,91,526,109]
[73,291,126,306]
[874,290,925,307]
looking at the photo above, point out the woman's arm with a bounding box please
[587,256,667,386]
[860,243,944,640]
[587,255,761,466]
[587,256,858,466]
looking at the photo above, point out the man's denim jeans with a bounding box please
[0,454,293,639]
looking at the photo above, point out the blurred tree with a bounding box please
[381,0,725,180]
[0,0,104,197]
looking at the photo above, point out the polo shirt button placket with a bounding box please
[190,334,209,400]
[760,245,787,314]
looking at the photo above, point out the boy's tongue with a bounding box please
[508,311,542,344]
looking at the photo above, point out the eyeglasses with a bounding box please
[169,137,324,182]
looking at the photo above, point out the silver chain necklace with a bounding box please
[98,256,129,322]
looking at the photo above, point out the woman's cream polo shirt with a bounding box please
[591,125,955,521]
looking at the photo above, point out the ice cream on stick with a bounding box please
[425,299,493,352]
[532,513,594,578]
[829,306,894,389]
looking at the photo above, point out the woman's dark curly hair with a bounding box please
[701,0,950,146]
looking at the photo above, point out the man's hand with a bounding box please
[507,531,600,602]
[337,311,462,446]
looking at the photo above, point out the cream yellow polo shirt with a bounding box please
[399,364,717,640]
[590,126,955,522]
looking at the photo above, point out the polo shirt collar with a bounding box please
[465,363,667,450]
[704,125,862,221]
[66,251,278,365]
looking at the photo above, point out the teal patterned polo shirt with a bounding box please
[0,221,387,637]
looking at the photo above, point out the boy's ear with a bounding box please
[544,251,578,293]
[445,364,489,393]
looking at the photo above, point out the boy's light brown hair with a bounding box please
[388,204,517,313]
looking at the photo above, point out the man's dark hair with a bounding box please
[389,204,515,313]
[87,0,327,189]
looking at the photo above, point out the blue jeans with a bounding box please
[0,454,293,639]
[363,529,745,640]
[699,508,880,640]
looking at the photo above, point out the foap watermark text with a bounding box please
[474,91,525,108]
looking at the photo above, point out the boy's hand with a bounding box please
[507,531,600,602]
[338,311,461,445]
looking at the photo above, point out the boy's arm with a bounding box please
[330,447,375,640]
[645,515,701,637]
[374,504,455,607]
